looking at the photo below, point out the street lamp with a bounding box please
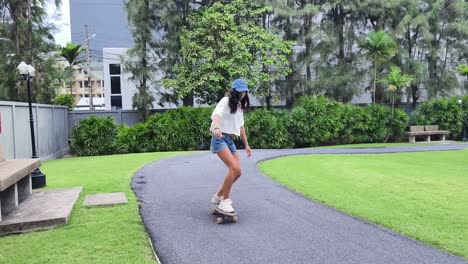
[17,61,46,188]
[458,99,468,142]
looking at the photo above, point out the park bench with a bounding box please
[0,145,40,221]
[404,125,450,143]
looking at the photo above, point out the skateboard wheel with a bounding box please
[211,208,217,215]
[232,215,238,222]
[216,217,223,224]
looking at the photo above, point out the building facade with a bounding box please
[70,0,133,55]
[58,59,105,103]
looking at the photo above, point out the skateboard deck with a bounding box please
[211,203,238,224]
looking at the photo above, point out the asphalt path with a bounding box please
[132,144,468,264]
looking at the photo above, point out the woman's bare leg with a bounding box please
[215,149,241,200]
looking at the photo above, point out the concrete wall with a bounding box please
[68,110,140,138]
[0,101,68,161]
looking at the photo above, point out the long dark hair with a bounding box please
[227,88,250,114]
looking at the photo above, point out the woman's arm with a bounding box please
[240,126,252,157]
[212,115,222,138]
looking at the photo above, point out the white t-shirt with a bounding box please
[210,97,244,136]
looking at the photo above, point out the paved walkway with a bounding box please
[132,144,468,264]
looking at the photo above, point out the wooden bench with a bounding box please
[0,145,40,221]
[404,125,450,143]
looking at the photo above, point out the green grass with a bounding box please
[259,149,468,258]
[0,152,181,264]
[316,142,468,149]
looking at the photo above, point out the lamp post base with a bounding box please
[31,168,46,189]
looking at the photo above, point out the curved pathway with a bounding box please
[132,144,468,264]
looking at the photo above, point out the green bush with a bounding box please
[70,116,118,156]
[146,107,212,151]
[53,93,75,111]
[69,97,414,156]
[289,96,344,147]
[410,97,463,139]
[365,105,408,142]
[116,123,154,154]
[245,108,294,149]
[338,104,369,144]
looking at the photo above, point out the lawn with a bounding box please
[258,149,468,258]
[317,142,468,149]
[0,152,181,264]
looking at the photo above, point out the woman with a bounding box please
[210,78,252,214]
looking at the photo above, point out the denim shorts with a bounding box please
[211,134,237,153]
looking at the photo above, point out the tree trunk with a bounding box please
[183,93,194,106]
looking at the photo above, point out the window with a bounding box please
[111,76,121,94]
[79,82,83,88]
[109,64,121,75]
[84,81,89,88]
[111,96,122,110]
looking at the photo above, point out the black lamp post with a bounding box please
[458,99,468,142]
[17,61,46,188]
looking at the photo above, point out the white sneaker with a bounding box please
[218,199,235,213]
[211,193,223,204]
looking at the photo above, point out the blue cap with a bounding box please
[231,79,249,92]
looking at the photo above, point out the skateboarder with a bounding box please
[210,78,252,214]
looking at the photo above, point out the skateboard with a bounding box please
[211,203,238,224]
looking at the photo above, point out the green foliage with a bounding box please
[116,123,154,154]
[288,97,408,146]
[361,31,398,64]
[146,107,213,151]
[0,1,63,103]
[59,43,83,66]
[53,93,75,111]
[244,108,294,149]
[124,0,158,121]
[458,64,468,76]
[410,97,464,140]
[361,30,398,104]
[164,0,294,104]
[289,96,344,147]
[70,116,118,156]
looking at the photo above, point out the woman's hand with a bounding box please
[214,128,222,138]
[245,145,252,157]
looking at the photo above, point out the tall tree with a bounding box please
[0,0,62,103]
[424,0,467,98]
[154,0,213,107]
[164,0,293,105]
[125,0,158,121]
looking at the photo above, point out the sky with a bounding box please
[46,0,71,47]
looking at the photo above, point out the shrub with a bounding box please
[244,108,294,149]
[70,116,118,156]
[116,123,154,154]
[53,93,75,111]
[146,107,213,151]
[410,97,463,139]
[289,96,344,147]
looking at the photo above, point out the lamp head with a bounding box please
[28,65,35,77]
[17,61,29,75]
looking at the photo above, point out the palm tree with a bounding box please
[361,31,398,104]
[60,43,83,95]
[382,66,414,117]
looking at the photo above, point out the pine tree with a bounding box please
[0,0,62,103]
[124,0,158,121]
